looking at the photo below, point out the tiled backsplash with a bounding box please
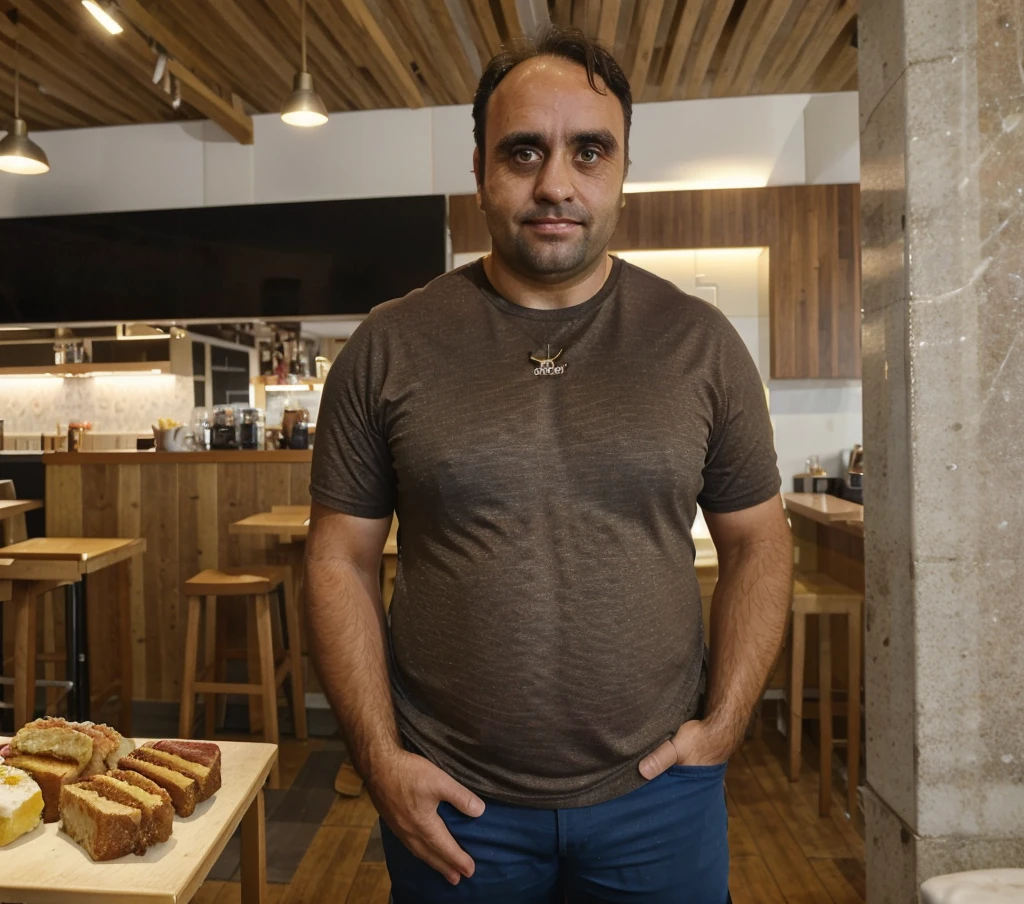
[0,375,196,435]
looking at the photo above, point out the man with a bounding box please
[306,26,792,904]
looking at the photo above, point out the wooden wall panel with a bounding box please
[448,185,862,379]
[44,455,314,703]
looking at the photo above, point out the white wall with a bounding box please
[0,92,859,217]
[803,92,861,185]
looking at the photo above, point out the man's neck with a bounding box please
[482,252,613,310]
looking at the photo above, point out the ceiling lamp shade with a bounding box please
[282,0,327,128]
[1,21,49,176]
[0,119,50,175]
[282,71,328,127]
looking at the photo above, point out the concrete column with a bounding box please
[859,0,1024,899]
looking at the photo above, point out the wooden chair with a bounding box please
[179,566,307,789]
[788,571,863,818]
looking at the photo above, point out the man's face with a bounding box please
[476,56,627,282]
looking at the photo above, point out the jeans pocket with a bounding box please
[666,761,728,778]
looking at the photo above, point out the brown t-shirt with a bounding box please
[310,257,780,808]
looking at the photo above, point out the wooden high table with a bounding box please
[0,738,276,904]
[0,538,145,730]
[229,510,398,798]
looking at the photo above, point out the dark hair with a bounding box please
[472,25,632,182]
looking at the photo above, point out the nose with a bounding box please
[533,152,575,205]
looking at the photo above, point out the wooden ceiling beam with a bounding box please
[656,0,705,101]
[727,0,793,96]
[758,0,828,93]
[679,0,734,99]
[597,0,621,49]
[464,0,504,57]
[627,0,666,100]
[780,0,857,93]
[109,13,255,143]
[371,0,457,104]
[712,0,768,96]
[166,59,253,143]
[161,0,283,112]
[0,62,95,128]
[450,0,491,68]
[498,0,524,41]
[115,0,242,101]
[337,0,425,106]
[0,13,139,124]
[382,0,465,103]
[16,0,171,123]
[204,0,297,90]
[815,41,857,92]
[416,0,477,102]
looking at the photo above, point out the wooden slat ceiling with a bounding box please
[0,0,857,141]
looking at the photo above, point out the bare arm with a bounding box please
[304,501,484,885]
[639,496,792,777]
[702,495,792,752]
[304,500,398,780]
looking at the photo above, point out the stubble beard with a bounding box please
[487,200,622,282]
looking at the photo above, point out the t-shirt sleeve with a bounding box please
[697,317,781,513]
[309,313,396,519]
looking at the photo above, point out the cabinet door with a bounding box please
[769,185,861,379]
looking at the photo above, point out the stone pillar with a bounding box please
[859,0,1024,899]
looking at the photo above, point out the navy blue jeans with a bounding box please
[381,761,730,903]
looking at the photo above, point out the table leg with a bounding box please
[117,560,133,736]
[240,787,268,904]
[66,578,90,722]
[13,582,37,727]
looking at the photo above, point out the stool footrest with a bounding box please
[194,681,264,694]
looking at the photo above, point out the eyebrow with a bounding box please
[494,128,620,156]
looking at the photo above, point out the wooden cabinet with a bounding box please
[448,184,861,379]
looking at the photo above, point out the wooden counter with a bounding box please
[45,450,313,465]
[43,451,314,703]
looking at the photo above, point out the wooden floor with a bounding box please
[194,721,864,904]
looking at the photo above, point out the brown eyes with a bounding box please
[510,148,602,165]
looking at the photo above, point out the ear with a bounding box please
[473,147,483,208]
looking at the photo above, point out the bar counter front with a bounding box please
[42,450,313,705]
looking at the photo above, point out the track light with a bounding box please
[82,1,123,35]
[282,0,327,127]
[0,21,49,176]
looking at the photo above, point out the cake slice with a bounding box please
[22,719,134,774]
[8,725,93,771]
[59,783,142,861]
[4,754,83,823]
[86,774,173,847]
[117,754,198,817]
[140,742,221,801]
[0,765,44,846]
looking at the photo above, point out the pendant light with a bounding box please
[0,26,50,175]
[281,0,328,127]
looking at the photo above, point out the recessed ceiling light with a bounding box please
[82,1,124,35]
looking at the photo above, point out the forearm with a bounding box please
[703,532,792,751]
[305,553,402,782]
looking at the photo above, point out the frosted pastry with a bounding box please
[0,764,44,846]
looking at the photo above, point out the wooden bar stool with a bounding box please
[179,566,306,789]
[788,571,863,818]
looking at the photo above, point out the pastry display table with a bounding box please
[0,738,276,904]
